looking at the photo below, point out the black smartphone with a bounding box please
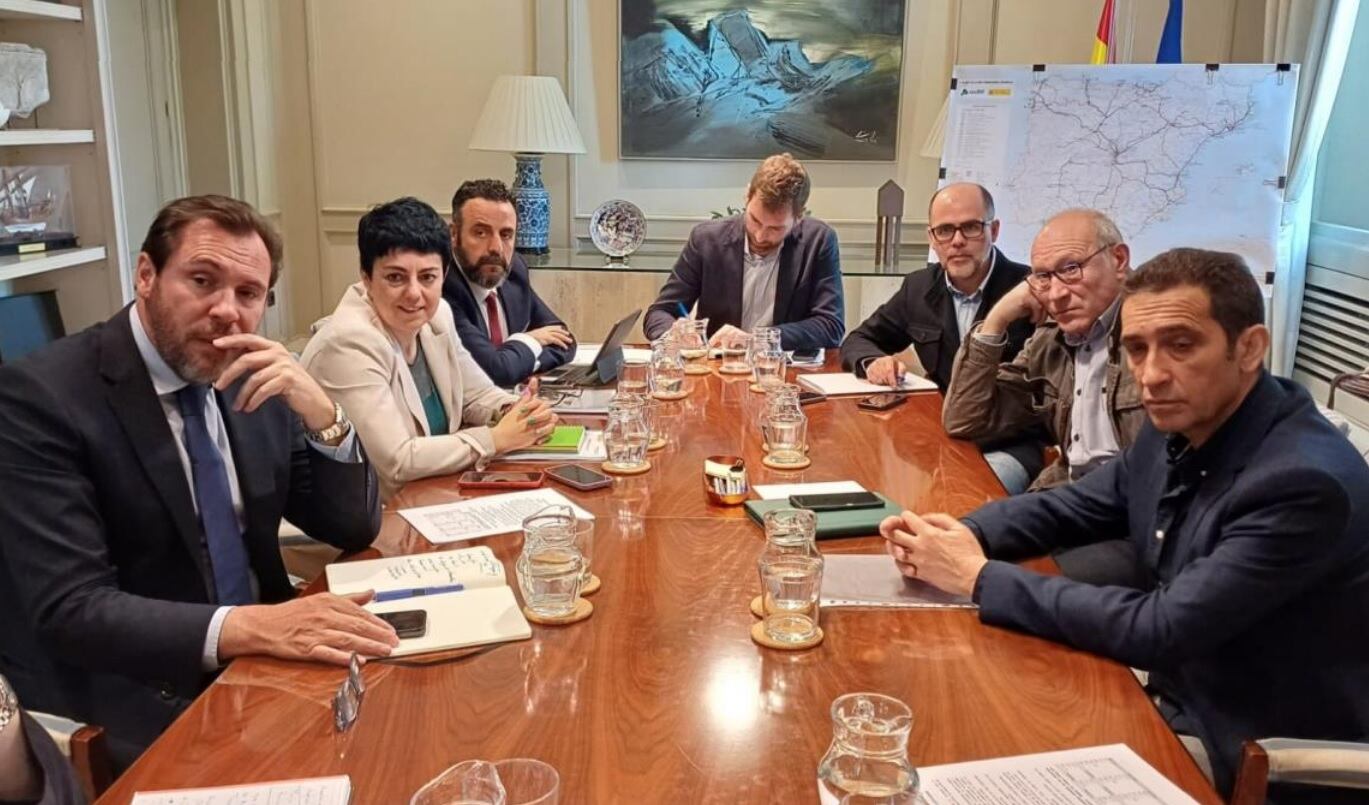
[788,491,884,512]
[376,609,428,639]
[798,390,826,405]
[547,464,613,491]
[857,393,908,411]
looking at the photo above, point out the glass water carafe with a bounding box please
[817,693,918,804]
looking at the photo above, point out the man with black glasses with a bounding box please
[942,208,1148,584]
[841,182,1043,493]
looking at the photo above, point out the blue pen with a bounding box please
[676,302,690,319]
[373,584,464,602]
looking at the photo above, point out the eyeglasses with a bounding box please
[1025,244,1110,291]
[927,219,992,243]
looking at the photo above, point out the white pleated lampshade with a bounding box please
[468,75,586,155]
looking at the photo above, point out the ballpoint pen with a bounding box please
[373,584,465,602]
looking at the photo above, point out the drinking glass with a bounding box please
[573,517,594,586]
[410,760,506,805]
[649,339,687,399]
[678,318,710,374]
[617,358,650,397]
[763,411,808,466]
[758,553,823,644]
[516,540,584,618]
[817,693,918,804]
[751,345,787,391]
[719,330,751,374]
[492,759,560,805]
[521,505,576,549]
[762,508,818,559]
[748,326,781,364]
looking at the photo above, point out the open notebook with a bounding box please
[797,372,937,396]
[326,546,531,657]
[132,775,351,804]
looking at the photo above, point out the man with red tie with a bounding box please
[443,180,577,387]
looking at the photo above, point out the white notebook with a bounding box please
[132,775,350,804]
[797,372,937,396]
[326,547,531,657]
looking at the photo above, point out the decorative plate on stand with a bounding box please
[590,199,646,262]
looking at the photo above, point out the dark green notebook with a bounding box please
[744,494,904,540]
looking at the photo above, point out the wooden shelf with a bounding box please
[0,245,105,282]
[0,128,94,146]
[0,0,82,22]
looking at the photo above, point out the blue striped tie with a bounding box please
[175,385,254,605]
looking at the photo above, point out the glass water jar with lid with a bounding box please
[817,692,919,804]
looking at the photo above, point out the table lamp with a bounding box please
[468,75,586,255]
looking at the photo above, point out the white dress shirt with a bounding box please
[466,278,543,364]
[741,238,781,331]
[128,305,358,670]
[945,250,997,341]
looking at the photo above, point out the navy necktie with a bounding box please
[175,385,254,605]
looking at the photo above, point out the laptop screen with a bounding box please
[0,291,65,364]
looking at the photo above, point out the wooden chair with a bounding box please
[1230,738,1369,804]
[1327,370,1369,411]
[30,711,114,801]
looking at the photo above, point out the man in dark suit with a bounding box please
[643,153,844,352]
[841,183,1043,492]
[881,248,1369,802]
[0,196,398,770]
[443,179,575,387]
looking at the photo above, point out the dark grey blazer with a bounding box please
[642,216,845,351]
[0,306,381,769]
[964,373,1369,800]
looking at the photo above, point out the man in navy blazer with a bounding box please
[643,153,844,352]
[444,179,575,387]
[0,196,397,770]
[882,248,1369,802]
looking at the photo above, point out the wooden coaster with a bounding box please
[602,459,652,476]
[523,597,594,626]
[750,595,765,618]
[719,363,751,375]
[647,436,668,451]
[762,454,812,471]
[750,620,823,650]
[749,383,768,393]
[581,574,602,596]
[651,389,688,401]
[683,364,711,375]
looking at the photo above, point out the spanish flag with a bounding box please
[1091,0,1116,64]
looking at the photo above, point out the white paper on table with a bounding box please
[505,430,607,461]
[399,488,593,545]
[820,554,975,609]
[325,545,506,595]
[797,372,938,396]
[752,480,866,500]
[906,744,1199,805]
[568,344,651,367]
[132,775,351,804]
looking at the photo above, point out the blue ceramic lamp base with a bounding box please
[511,152,550,255]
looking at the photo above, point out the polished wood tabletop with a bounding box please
[99,361,1219,804]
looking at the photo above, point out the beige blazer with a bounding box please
[301,283,516,501]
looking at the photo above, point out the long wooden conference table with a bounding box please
[99,359,1219,804]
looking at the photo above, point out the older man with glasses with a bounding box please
[942,208,1149,585]
[841,182,1045,493]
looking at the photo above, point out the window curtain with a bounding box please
[1266,0,1362,376]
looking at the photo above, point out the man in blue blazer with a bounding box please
[0,196,396,770]
[444,179,575,387]
[642,153,844,352]
[881,248,1369,802]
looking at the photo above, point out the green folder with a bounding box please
[534,425,586,452]
[744,493,904,540]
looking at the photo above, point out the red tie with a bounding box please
[485,292,504,346]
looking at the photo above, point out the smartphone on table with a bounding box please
[856,393,907,411]
[798,390,826,405]
[376,609,428,639]
[788,491,883,512]
[546,464,613,491]
[456,470,545,490]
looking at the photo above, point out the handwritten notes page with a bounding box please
[399,488,593,545]
[131,775,350,805]
[325,546,505,595]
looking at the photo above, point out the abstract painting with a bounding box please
[619,0,906,161]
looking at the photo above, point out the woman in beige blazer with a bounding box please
[301,197,556,501]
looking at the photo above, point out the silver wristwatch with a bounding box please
[0,673,17,733]
[307,401,350,443]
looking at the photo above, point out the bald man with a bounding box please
[841,183,1044,493]
[943,209,1149,585]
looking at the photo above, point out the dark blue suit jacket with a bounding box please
[0,306,381,769]
[642,216,845,352]
[962,373,1369,797]
[442,254,573,387]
